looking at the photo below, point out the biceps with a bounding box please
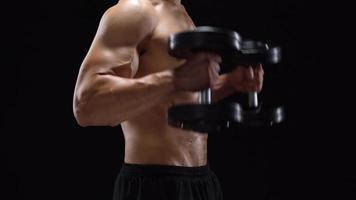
[83,44,139,78]
[111,48,139,78]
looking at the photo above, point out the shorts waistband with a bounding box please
[120,163,211,177]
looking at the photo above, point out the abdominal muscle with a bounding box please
[121,93,208,167]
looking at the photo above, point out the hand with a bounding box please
[173,52,221,91]
[228,64,264,93]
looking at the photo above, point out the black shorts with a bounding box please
[113,163,223,200]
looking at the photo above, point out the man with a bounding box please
[73,0,264,199]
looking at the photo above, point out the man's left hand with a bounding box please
[227,64,264,93]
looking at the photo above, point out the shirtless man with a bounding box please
[73,0,263,199]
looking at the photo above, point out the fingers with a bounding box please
[234,65,260,82]
[207,58,220,88]
[205,53,222,63]
[175,52,222,91]
[254,63,264,82]
[193,52,222,64]
[230,64,264,92]
[247,64,263,92]
[254,64,264,91]
[244,66,255,81]
[196,52,221,88]
[245,81,263,92]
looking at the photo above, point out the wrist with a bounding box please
[151,70,177,93]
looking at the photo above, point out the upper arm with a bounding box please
[80,1,158,78]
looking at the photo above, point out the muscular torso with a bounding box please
[121,1,208,167]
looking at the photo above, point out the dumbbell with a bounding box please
[233,40,285,126]
[168,26,243,133]
[167,26,285,132]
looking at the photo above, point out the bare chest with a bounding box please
[136,4,195,77]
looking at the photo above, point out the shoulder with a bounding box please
[97,0,159,45]
[107,0,158,22]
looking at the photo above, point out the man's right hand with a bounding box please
[173,53,222,91]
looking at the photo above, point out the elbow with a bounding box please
[73,95,122,127]
[73,77,124,127]
[74,112,122,128]
[73,91,98,127]
[75,116,91,127]
[73,98,94,127]
[74,113,91,127]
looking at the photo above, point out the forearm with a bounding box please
[74,70,175,126]
[212,74,235,103]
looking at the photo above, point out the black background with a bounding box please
[2,0,354,200]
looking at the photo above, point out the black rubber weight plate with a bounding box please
[241,106,285,127]
[168,103,243,133]
[169,26,241,59]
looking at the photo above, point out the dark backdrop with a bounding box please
[2,1,354,200]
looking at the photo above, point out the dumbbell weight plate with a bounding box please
[239,105,285,127]
[169,26,241,59]
[233,40,282,65]
[168,103,243,133]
